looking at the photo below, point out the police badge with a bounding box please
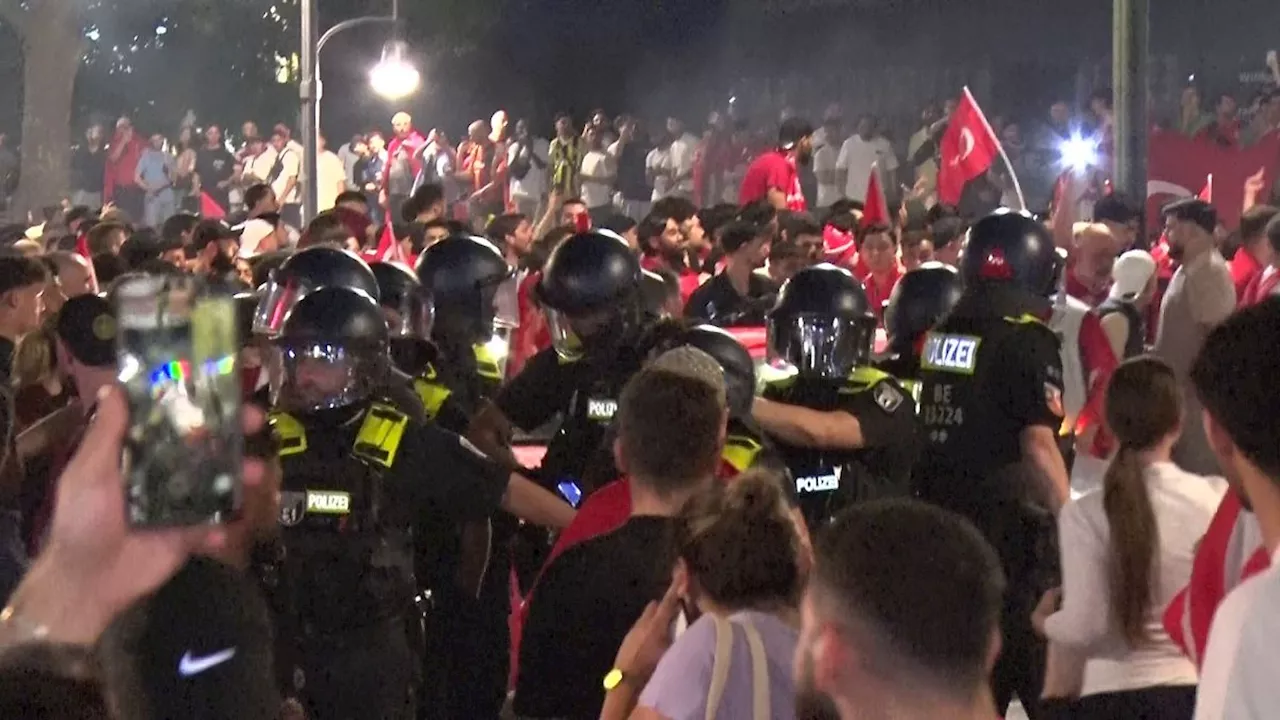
[279,491,307,527]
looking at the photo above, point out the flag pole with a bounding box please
[962,86,1027,211]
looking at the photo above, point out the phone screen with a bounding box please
[116,276,242,526]
[556,480,583,508]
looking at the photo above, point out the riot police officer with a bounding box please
[265,286,574,720]
[878,261,964,403]
[254,245,428,422]
[752,264,919,531]
[914,208,1070,720]
[370,260,435,378]
[468,229,652,497]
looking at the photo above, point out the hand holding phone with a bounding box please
[115,276,243,527]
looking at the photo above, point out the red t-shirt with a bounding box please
[1229,249,1263,303]
[1240,267,1280,307]
[738,150,805,211]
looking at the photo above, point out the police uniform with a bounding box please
[877,261,965,411]
[261,286,513,720]
[763,366,917,528]
[413,343,504,434]
[760,264,920,531]
[913,210,1066,720]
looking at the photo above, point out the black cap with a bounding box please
[55,294,116,367]
[1163,197,1218,234]
[101,558,279,720]
[779,117,814,150]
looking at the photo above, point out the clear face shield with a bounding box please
[253,273,315,338]
[269,341,384,413]
[544,306,615,362]
[383,289,435,340]
[767,313,874,379]
[474,272,519,376]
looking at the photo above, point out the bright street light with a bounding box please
[370,41,420,100]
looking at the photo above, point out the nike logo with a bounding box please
[178,648,237,677]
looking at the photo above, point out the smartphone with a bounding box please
[556,480,583,508]
[115,275,242,526]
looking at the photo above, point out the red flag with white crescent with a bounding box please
[937,87,1002,205]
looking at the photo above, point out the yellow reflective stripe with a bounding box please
[901,379,922,411]
[473,344,503,381]
[270,412,307,457]
[413,377,453,421]
[353,403,409,468]
[849,366,891,386]
[1002,313,1049,329]
[722,434,762,473]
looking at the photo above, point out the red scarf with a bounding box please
[852,256,902,324]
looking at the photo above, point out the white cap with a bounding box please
[1110,250,1156,301]
[236,219,275,258]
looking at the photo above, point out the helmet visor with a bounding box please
[383,289,435,339]
[269,341,382,412]
[253,274,313,338]
[767,313,873,379]
[543,306,617,362]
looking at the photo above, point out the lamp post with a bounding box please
[299,0,417,224]
[1112,0,1149,234]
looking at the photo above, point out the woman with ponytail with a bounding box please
[1036,357,1224,718]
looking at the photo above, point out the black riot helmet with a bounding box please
[253,246,379,337]
[537,230,643,360]
[370,261,434,339]
[960,208,1061,300]
[678,325,757,420]
[883,262,964,356]
[414,233,513,344]
[270,286,389,413]
[768,263,876,378]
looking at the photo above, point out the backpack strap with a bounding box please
[704,615,734,720]
[734,615,772,720]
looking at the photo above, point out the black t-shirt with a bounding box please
[70,145,106,193]
[514,516,675,719]
[615,141,653,201]
[195,146,236,202]
[914,287,1064,510]
[684,271,776,327]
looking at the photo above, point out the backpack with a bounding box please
[704,614,771,720]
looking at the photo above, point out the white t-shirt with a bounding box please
[271,147,301,205]
[1044,462,1223,696]
[668,132,698,196]
[647,146,674,201]
[813,144,841,208]
[835,134,898,201]
[1195,549,1280,719]
[317,150,345,212]
[508,137,549,202]
[244,147,278,185]
[579,149,614,209]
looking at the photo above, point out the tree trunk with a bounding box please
[12,1,80,221]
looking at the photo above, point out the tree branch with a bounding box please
[0,0,26,38]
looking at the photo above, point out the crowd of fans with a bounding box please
[0,68,1274,720]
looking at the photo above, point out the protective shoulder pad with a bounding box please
[269,412,307,457]
[353,403,411,468]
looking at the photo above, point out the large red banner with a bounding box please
[1147,130,1280,231]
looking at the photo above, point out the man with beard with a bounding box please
[191,219,243,290]
[739,118,813,212]
[1153,198,1235,476]
[794,500,1005,720]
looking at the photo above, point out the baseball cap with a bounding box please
[236,219,276,258]
[1110,250,1157,301]
[99,557,280,720]
[55,294,116,368]
[192,219,243,251]
[1162,197,1217,234]
[778,117,814,151]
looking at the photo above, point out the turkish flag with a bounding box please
[1199,174,1213,203]
[938,87,1002,205]
[1146,130,1280,231]
[861,163,891,228]
[200,191,227,220]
